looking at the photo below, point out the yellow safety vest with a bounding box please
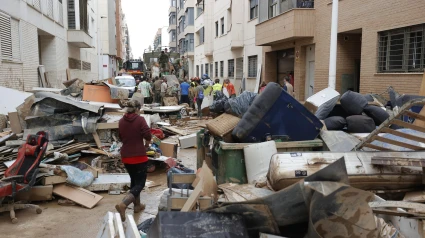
[212,83,223,94]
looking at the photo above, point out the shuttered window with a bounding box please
[33,0,41,10]
[228,59,234,77]
[0,14,12,60]
[47,0,54,19]
[220,61,224,77]
[205,63,209,76]
[248,56,258,77]
[201,64,203,75]
[58,0,64,25]
[68,0,76,29]
[0,14,20,61]
[215,62,218,77]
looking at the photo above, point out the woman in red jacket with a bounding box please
[115,100,152,221]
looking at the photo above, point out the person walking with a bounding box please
[212,79,223,97]
[189,80,196,110]
[160,78,168,105]
[153,77,162,104]
[284,77,294,97]
[224,79,236,98]
[138,77,153,104]
[115,100,151,221]
[195,82,204,118]
[180,78,190,105]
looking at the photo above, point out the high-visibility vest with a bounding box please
[212,83,223,93]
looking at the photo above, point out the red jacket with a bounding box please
[119,113,152,159]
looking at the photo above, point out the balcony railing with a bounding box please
[281,0,314,13]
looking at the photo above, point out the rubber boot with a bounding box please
[115,193,135,221]
[133,195,146,213]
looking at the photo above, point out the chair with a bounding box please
[0,131,49,223]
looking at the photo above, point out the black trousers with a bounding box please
[124,162,148,198]
[181,95,190,105]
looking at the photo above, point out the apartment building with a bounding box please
[168,0,177,52]
[193,0,262,92]
[256,0,425,100]
[175,0,195,79]
[0,0,99,90]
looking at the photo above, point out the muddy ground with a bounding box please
[0,147,197,238]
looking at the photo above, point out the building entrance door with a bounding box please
[307,61,315,97]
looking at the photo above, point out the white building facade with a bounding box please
[194,0,262,92]
[0,0,100,90]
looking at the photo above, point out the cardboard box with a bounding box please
[160,142,178,158]
[82,85,119,103]
[42,175,67,185]
[16,185,53,201]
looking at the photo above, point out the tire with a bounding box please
[346,115,375,133]
[340,91,368,115]
[324,116,347,130]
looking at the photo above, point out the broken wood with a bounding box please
[97,122,119,130]
[41,175,67,185]
[92,131,102,149]
[170,196,213,210]
[181,178,203,212]
[5,140,25,147]
[371,157,425,167]
[369,201,425,213]
[8,112,22,134]
[404,191,425,203]
[413,72,425,127]
[53,184,103,209]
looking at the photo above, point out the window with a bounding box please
[170,30,176,42]
[170,0,176,7]
[221,17,224,35]
[58,0,64,25]
[215,62,218,77]
[269,0,278,18]
[47,0,54,19]
[196,0,204,18]
[68,0,76,29]
[185,33,194,52]
[248,56,258,77]
[79,0,88,33]
[0,14,21,61]
[220,61,224,77]
[198,27,204,45]
[378,24,425,73]
[179,16,185,33]
[250,0,258,20]
[169,12,176,25]
[228,59,235,77]
[210,64,213,77]
[205,63,209,76]
[215,21,218,37]
[196,65,200,77]
[201,64,204,76]
[185,7,194,27]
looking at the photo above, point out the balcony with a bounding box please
[67,30,93,48]
[169,6,176,14]
[168,24,176,32]
[255,8,315,46]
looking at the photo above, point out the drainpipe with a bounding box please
[328,0,338,89]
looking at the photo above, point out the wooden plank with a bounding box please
[0,133,15,145]
[97,122,119,130]
[369,201,425,213]
[162,126,189,136]
[373,135,425,150]
[393,120,425,134]
[381,127,425,144]
[404,191,425,203]
[92,131,102,149]
[41,175,67,185]
[371,157,425,167]
[172,173,196,184]
[181,178,203,212]
[66,68,71,81]
[170,196,213,210]
[404,111,425,122]
[362,143,393,151]
[372,208,425,218]
[5,140,25,147]
[8,112,22,134]
[53,184,103,209]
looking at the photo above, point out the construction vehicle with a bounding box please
[143,47,180,78]
[122,59,145,79]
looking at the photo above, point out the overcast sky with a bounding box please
[122,0,169,59]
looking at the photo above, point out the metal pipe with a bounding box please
[328,0,339,89]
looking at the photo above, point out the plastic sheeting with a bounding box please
[60,165,95,187]
[224,91,257,117]
[210,91,228,113]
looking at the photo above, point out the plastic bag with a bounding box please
[225,91,257,117]
[60,165,94,187]
[210,91,228,113]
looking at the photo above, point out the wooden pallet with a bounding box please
[356,99,425,151]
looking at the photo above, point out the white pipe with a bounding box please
[328,0,339,89]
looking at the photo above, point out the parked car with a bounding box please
[114,75,137,97]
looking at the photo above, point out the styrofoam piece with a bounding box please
[0,86,33,114]
[243,141,277,184]
[305,87,340,120]
[85,174,130,192]
[179,133,197,149]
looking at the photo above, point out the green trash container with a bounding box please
[214,140,248,185]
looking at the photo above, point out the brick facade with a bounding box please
[259,0,425,100]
